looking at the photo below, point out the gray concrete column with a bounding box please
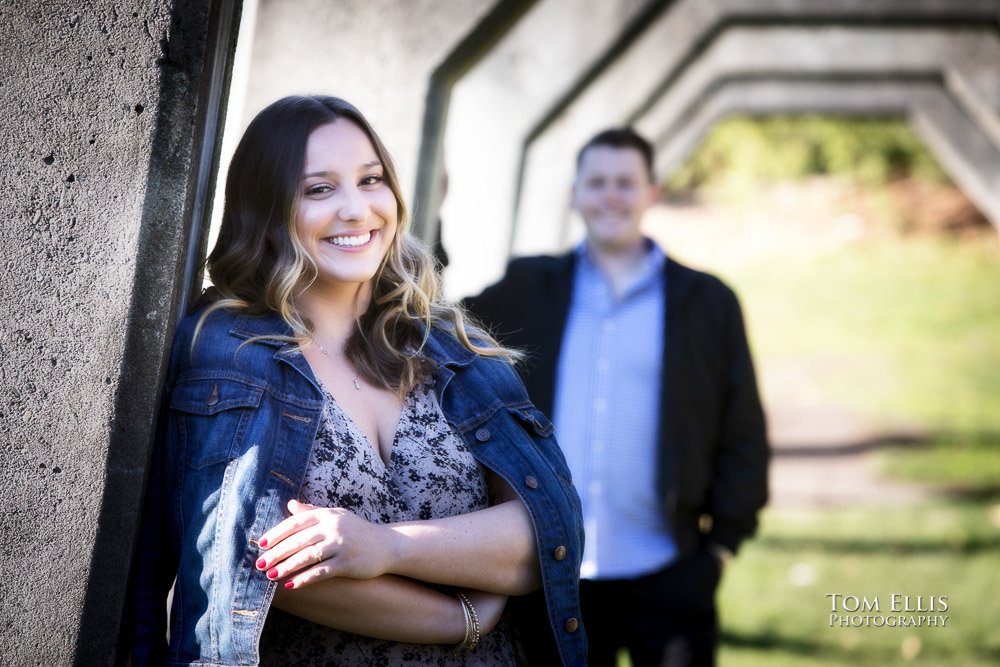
[0,0,238,663]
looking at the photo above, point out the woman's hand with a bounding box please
[257,499,397,588]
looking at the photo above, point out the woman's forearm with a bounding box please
[387,499,541,595]
[272,574,466,643]
[260,483,541,594]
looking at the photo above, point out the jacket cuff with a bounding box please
[707,518,748,554]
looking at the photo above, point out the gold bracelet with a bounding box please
[453,593,472,652]
[456,592,480,651]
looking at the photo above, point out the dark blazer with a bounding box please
[464,251,769,556]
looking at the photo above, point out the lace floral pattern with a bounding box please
[258,380,519,666]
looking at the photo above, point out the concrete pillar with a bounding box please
[0,0,237,663]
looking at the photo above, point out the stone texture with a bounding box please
[0,0,226,663]
[4,0,999,662]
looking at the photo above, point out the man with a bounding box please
[464,128,769,666]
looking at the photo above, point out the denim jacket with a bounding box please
[131,307,587,666]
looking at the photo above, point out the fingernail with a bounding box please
[267,568,278,580]
[259,537,268,548]
[284,580,295,589]
[256,558,266,569]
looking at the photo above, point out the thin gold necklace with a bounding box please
[315,341,361,390]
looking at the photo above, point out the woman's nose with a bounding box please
[337,186,369,222]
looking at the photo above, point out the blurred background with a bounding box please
[221,1,1000,664]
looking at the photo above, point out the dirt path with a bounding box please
[766,399,933,507]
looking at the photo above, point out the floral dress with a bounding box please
[258,380,521,666]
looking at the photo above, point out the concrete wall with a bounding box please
[240,0,505,216]
[0,0,233,663]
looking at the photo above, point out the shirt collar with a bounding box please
[575,237,666,295]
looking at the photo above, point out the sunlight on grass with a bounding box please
[716,235,1000,433]
[716,501,1000,666]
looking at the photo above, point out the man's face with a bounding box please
[571,145,659,254]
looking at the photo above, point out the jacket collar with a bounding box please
[229,311,294,346]
[421,326,479,369]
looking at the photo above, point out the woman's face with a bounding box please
[295,119,398,296]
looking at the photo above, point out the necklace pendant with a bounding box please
[353,378,361,390]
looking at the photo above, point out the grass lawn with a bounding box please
[716,500,1000,666]
[717,231,1000,665]
[720,233,1000,434]
[634,203,1000,665]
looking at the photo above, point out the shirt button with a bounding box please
[524,475,538,489]
[553,546,567,561]
[597,358,610,372]
[565,617,579,633]
[475,428,490,442]
[592,440,604,453]
[594,398,606,413]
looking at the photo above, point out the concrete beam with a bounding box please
[653,76,1000,229]
[241,0,506,227]
[0,0,238,663]
[435,0,1000,296]
[515,23,1000,257]
[439,0,661,297]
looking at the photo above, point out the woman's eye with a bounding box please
[305,184,332,196]
[360,175,383,187]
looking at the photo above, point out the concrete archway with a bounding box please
[514,24,1000,259]
[435,0,1000,295]
[647,75,1000,230]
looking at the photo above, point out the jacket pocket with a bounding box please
[170,376,264,468]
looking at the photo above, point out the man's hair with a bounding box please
[576,127,655,183]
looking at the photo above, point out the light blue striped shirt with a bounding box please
[552,239,678,581]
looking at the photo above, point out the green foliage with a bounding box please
[667,116,950,201]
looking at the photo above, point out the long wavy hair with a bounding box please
[200,95,513,392]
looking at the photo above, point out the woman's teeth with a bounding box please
[328,231,372,247]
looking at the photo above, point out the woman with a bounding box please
[131,95,586,666]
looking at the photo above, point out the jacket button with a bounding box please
[524,475,538,489]
[565,617,579,633]
[475,428,490,442]
[206,383,219,406]
[553,546,567,561]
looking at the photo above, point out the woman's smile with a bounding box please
[325,230,374,248]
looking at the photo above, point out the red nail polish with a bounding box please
[267,568,278,580]
[284,581,294,589]
[259,537,268,548]
[256,558,266,569]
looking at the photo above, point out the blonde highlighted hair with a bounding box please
[199,95,513,392]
